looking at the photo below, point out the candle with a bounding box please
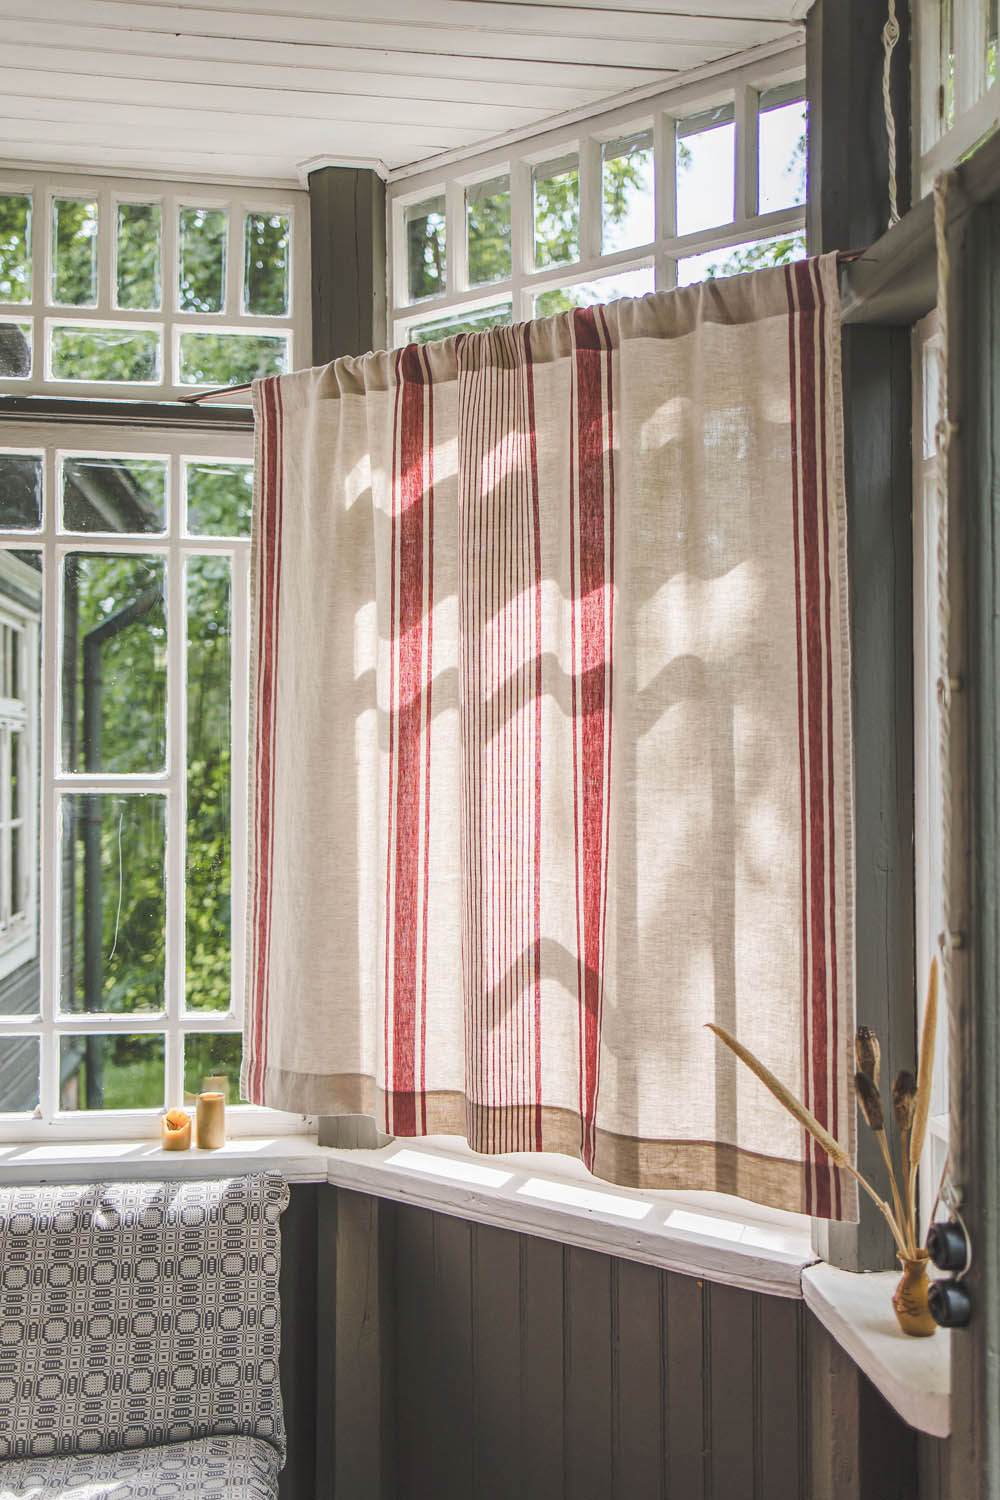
[161,1108,191,1151]
[195,1091,226,1149]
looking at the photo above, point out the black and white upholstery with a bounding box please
[0,1173,289,1500]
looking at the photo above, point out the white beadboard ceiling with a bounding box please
[0,0,811,185]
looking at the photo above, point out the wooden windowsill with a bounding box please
[802,1261,951,1437]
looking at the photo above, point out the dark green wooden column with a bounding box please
[308,165,387,365]
[807,0,915,1275]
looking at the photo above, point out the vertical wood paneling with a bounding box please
[519,1229,565,1500]
[707,1282,756,1500]
[277,1183,318,1500]
[665,1272,708,1499]
[612,1257,665,1499]
[563,1246,613,1500]
[757,1293,807,1500]
[393,1202,437,1488]
[471,1223,522,1500]
[434,1213,474,1498]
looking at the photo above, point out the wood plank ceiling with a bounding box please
[0,0,811,184]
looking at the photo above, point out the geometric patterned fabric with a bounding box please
[0,1174,288,1467]
[0,1434,281,1499]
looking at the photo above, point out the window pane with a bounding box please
[676,230,807,286]
[758,99,807,215]
[602,131,654,253]
[116,202,162,311]
[62,455,166,535]
[676,111,734,236]
[0,194,32,304]
[533,155,579,270]
[989,0,998,90]
[0,1036,38,1111]
[51,325,161,384]
[0,321,31,378]
[62,553,166,773]
[467,175,511,286]
[407,302,513,344]
[940,0,956,134]
[184,1032,247,1103]
[179,207,227,313]
[0,454,42,529]
[185,459,253,538]
[244,212,289,316]
[178,331,288,387]
[186,556,231,1014]
[59,1033,164,1111]
[534,266,654,319]
[51,198,98,307]
[61,794,166,1014]
[0,549,41,1018]
[405,196,446,302]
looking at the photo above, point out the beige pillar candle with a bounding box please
[161,1108,191,1151]
[195,1091,226,1149]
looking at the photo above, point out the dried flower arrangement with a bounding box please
[707,958,940,1335]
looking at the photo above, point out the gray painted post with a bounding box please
[807,0,916,1275]
[308,165,387,366]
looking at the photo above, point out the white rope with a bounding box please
[882,0,901,226]
[933,173,959,1012]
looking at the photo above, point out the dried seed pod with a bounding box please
[854,1070,885,1132]
[855,1026,881,1086]
[892,1069,917,1132]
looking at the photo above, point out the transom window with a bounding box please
[0,172,310,399]
[915,0,1000,193]
[390,51,807,345]
[0,426,299,1139]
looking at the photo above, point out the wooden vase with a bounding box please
[892,1253,937,1337]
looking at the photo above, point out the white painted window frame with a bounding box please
[0,421,307,1141]
[388,40,807,345]
[912,311,950,1237]
[0,558,40,982]
[0,169,311,400]
[914,0,1000,196]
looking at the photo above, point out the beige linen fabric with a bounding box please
[244,254,856,1219]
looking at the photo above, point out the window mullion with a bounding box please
[39,444,59,1122]
[231,547,250,1025]
[733,86,760,224]
[579,135,601,264]
[164,457,185,1112]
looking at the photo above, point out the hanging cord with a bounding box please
[933,173,961,1034]
[882,0,901,226]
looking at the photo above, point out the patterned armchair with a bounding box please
[0,1172,289,1500]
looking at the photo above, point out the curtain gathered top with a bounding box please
[242,253,856,1220]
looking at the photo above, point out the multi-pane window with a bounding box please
[390,53,807,345]
[915,0,1000,194]
[0,427,298,1138]
[0,173,308,398]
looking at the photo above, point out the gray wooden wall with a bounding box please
[281,1184,949,1500]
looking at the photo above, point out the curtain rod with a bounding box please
[180,248,870,407]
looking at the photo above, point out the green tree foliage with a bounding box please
[116,203,161,311]
[0,194,31,302]
[467,179,511,286]
[52,199,98,306]
[179,207,227,313]
[244,213,289,315]
[533,160,579,269]
[178,332,287,386]
[406,199,446,301]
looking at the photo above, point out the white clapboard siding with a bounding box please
[0,0,807,181]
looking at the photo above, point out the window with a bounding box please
[0,171,309,398]
[915,0,1000,193]
[0,423,300,1138]
[390,51,807,345]
[913,311,950,1233]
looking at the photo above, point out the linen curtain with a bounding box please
[243,253,856,1220]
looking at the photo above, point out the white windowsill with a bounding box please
[802,1262,951,1438]
[0,1134,330,1184]
[325,1136,817,1298]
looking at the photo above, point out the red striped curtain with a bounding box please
[243,254,856,1219]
